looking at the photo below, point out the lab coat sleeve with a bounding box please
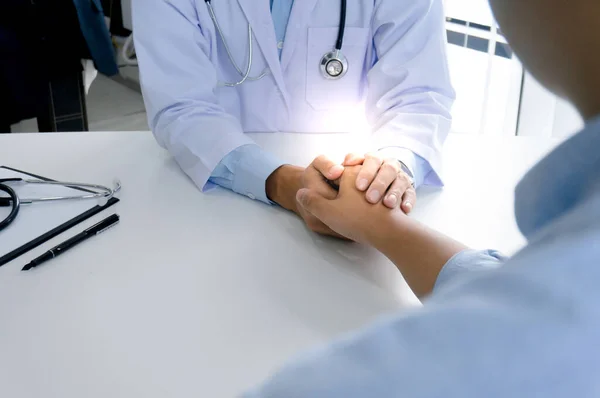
[368,0,455,186]
[133,0,258,191]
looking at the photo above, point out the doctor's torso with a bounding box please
[196,0,376,134]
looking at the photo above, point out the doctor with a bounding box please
[133,0,453,236]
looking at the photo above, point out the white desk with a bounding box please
[0,132,556,397]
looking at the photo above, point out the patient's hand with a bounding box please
[295,165,402,244]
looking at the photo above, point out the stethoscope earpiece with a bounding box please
[320,50,348,80]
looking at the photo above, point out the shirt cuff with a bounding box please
[377,147,431,188]
[434,249,507,293]
[230,145,285,204]
[207,144,284,205]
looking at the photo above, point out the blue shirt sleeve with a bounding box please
[208,145,285,204]
[434,249,506,291]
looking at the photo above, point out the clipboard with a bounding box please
[0,166,119,267]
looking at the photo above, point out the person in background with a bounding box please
[132,0,454,237]
[243,0,600,396]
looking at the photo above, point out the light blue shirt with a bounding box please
[208,1,431,204]
[244,117,600,397]
[270,0,294,58]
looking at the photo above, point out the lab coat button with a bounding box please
[247,193,256,200]
[277,41,284,49]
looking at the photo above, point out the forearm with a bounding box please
[367,214,467,298]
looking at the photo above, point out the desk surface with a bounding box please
[0,132,556,397]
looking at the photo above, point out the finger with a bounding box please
[355,153,383,192]
[343,153,364,166]
[296,188,332,221]
[338,164,361,188]
[401,188,417,214]
[383,175,411,209]
[304,167,340,199]
[311,155,344,181]
[305,156,343,199]
[366,160,401,204]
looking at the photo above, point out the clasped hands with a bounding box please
[266,153,416,242]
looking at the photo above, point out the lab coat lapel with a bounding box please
[236,0,288,102]
[280,0,320,70]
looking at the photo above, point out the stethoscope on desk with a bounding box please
[0,179,121,232]
[204,0,348,86]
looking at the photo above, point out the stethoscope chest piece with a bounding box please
[320,50,348,80]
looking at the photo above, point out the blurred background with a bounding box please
[1,0,584,138]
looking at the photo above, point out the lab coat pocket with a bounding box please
[306,27,370,111]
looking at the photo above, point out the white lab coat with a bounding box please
[133,0,454,189]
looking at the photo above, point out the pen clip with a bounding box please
[95,218,120,235]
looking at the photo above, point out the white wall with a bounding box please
[446,38,522,136]
[518,73,583,138]
[444,0,522,136]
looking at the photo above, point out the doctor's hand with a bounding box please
[296,165,401,244]
[266,156,348,239]
[343,153,416,214]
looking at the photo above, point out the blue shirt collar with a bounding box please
[515,114,600,239]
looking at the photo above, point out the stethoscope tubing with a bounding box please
[0,180,121,205]
[0,182,20,232]
[0,179,121,231]
[205,0,348,84]
[205,0,270,86]
[336,0,347,51]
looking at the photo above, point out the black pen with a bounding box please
[22,214,120,271]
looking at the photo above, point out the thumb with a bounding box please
[296,188,332,220]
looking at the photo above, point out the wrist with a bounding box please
[266,165,304,212]
[364,211,407,248]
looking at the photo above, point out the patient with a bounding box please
[244,0,600,396]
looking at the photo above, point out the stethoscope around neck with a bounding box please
[204,0,349,86]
